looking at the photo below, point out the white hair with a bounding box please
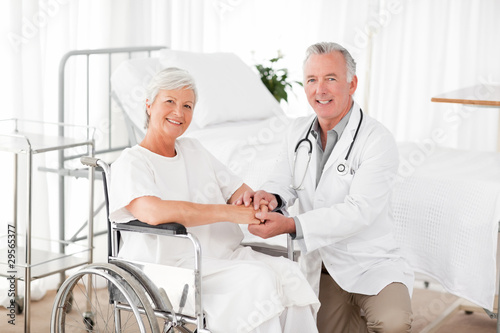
[304,42,356,82]
[144,67,198,128]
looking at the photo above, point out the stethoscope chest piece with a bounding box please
[337,163,348,176]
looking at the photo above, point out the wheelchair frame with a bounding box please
[50,157,210,333]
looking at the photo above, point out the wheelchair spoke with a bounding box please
[51,264,160,332]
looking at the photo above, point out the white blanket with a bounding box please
[394,143,500,310]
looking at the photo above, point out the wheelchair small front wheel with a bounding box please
[83,311,95,330]
[50,263,160,333]
[14,296,23,315]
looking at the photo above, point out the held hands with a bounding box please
[234,190,278,211]
[232,203,268,225]
[233,189,276,224]
[234,190,296,238]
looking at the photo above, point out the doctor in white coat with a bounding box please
[237,42,414,333]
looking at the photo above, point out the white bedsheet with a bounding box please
[185,116,292,190]
[394,143,500,310]
[187,121,500,310]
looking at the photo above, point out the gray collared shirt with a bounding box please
[311,107,353,186]
[292,105,354,240]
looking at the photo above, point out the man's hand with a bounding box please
[257,199,269,223]
[248,211,296,239]
[234,190,278,211]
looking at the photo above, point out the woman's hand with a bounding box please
[229,204,263,225]
[226,199,270,225]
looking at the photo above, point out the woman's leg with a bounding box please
[281,305,319,333]
[249,315,282,333]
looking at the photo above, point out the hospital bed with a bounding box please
[52,46,500,331]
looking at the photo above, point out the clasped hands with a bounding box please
[234,190,295,239]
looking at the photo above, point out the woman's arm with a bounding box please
[126,196,261,227]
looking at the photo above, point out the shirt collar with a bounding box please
[310,103,354,142]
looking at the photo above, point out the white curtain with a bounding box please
[0,0,54,304]
[368,0,500,152]
[1,0,499,304]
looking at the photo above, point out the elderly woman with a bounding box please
[109,67,319,333]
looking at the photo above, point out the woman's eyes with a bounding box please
[163,99,192,109]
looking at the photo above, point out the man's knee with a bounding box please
[366,309,412,333]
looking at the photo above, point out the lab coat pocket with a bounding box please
[331,172,354,196]
[315,172,355,206]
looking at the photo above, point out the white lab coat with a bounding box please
[263,102,414,297]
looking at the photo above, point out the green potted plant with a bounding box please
[255,52,302,103]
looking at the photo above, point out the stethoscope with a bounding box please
[290,108,363,190]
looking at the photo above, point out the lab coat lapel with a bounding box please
[322,103,361,174]
[308,136,319,188]
[296,114,318,191]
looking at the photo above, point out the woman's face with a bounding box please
[146,88,195,140]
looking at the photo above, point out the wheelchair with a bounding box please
[50,156,210,333]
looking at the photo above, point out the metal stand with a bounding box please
[0,119,95,333]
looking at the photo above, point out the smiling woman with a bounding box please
[143,88,195,157]
[122,67,259,226]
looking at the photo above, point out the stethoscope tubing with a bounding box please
[291,108,363,190]
[344,109,363,162]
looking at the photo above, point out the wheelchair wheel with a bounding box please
[14,296,23,315]
[51,263,160,333]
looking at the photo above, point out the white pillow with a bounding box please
[158,49,284,128]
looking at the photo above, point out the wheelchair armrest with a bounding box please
[242,242,288,258]
[115,219,187,235]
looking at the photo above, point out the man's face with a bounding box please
[303,52,357,129]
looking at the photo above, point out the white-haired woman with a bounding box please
[109,67,319,333]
